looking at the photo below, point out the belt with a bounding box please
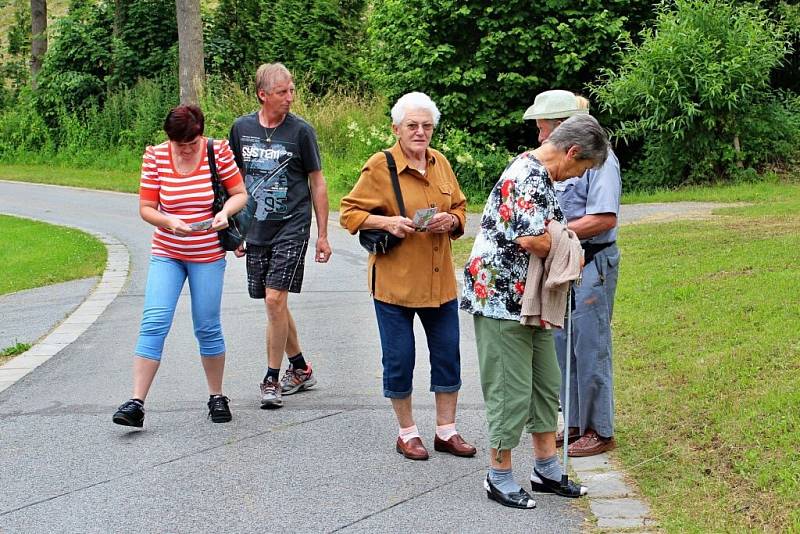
[582,241,615,264]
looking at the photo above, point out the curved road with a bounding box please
[0,181,591,533]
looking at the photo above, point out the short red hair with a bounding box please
[163,105,204,142]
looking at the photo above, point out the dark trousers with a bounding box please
[373,298,462,398]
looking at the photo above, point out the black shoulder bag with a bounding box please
[208,138,258,251]
[358,150,405,255]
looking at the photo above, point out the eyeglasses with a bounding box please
[403,122,434,132]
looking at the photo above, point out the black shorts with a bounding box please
[246,241,308,298]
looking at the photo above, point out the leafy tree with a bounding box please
[33,0,179,125]
[769,1,800,92]
[205,0,262,85]
[593,0,795,187]
[366,0,648,149]
[34,0,113,121]
[109,0,178,89]
[208,0,366,92]
[260,0,366,92]
[0,0,31,106]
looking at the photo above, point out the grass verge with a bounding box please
[0,165,139,193]
[0,214,106,295]
[449,183,800,531]
[0,342,31,366]
[621,172,799,204]
[613,189,800,532]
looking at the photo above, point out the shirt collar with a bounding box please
[390,141,437,174]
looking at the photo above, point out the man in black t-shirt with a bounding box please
[229,63,332,410]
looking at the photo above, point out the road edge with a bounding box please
[0,224,130,394]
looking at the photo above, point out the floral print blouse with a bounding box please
[460,152,566,321]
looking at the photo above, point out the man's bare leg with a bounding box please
[265,288,291,370]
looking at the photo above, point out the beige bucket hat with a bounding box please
[522,89,589,120]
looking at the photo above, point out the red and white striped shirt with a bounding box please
[139,138,243,262]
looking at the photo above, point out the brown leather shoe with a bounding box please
[434,434,477,457]
[556,427,580,448]
[567,429,616,457]
[396,436,429,460]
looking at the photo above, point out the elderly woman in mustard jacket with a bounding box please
[340,92,475,461]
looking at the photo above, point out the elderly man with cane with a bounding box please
[523,90,622,457]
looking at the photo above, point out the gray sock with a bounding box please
[489,467,522,494]
[533,454,563,482]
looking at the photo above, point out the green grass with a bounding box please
[0,214,106,295]
[621,172,800,204]
[0,341,30,365]
[451,235,473,271]
[449,183,800,532]
[0,164,139,193]
[613,190,800,532]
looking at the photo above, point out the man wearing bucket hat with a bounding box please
[523,90,622,457]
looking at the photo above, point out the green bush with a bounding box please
[108,0,178,90]
[0,0,31,108]
[33,0,178,125]
[0,76,390,197]
[34,0,113,122]
[593,0,797,188]
[365,0,650,148]
[208,0,367,92]
[437,128,513,204]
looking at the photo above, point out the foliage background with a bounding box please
[593,0,799,188]
[0,0,798,195]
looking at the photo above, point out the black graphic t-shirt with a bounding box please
[229,112,322,245]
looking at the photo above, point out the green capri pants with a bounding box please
[473,314,561,452]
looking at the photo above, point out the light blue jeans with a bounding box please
[135,255,226,361]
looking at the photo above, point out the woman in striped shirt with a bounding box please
[113,105,247,428]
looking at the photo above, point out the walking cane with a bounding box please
[561,281,574,492]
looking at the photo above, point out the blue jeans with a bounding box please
[135,255,226,361]
[373,298,462,398]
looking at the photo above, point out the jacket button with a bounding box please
[434,267,439,272]
[434,246,439,251]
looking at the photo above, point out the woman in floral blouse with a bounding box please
[461,114,609,509]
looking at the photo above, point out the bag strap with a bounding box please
[382,150,405,217]
[207,137,220,184]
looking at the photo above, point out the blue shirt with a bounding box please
[554,149,621,244]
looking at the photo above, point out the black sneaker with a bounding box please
[113,399,144,427]
[207,395,232,423]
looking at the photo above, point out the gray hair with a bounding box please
[255,63,293,103]
[548,114,609,166]
[390,92,441,127]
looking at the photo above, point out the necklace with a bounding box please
[261,113,286,144]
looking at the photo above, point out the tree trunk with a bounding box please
[175,0,204,105]
[733,134,744,168]
[113,0,125,39]
[30,0,47,88]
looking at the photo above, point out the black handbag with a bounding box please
[208,138,260,251]
[358,150,405,254]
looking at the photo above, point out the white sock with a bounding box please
[399,424,421,443]
[436,423,458,441]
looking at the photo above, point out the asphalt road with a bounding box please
[0,181,587,533]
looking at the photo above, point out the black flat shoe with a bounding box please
[530,468,588,498]
[484,476,536,509]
